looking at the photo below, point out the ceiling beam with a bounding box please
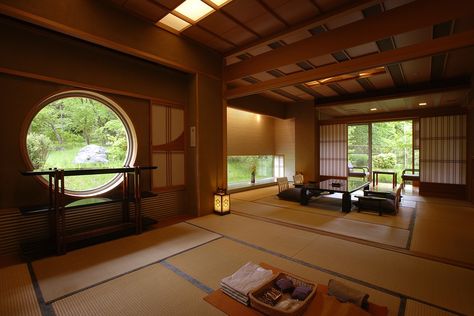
[224,0,474,82]
[314,79,470,108]
[224,0,378,57]
[225,29,474,99]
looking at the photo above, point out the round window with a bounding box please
[24,90,137,197]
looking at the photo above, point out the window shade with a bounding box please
[420,115,466,184]
[320,124,348,177]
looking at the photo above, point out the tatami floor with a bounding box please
[1,186,473,316]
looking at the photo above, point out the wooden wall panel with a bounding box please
[227,107,275,155]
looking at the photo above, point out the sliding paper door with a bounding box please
[320,124,347,177]
[420,115,466,184]
[151,103,185,190]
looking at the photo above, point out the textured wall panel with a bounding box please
[420,115,467,184]
[0,191,185,256]
[320,124,348,177]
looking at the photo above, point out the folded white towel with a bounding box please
[221,262,273,295]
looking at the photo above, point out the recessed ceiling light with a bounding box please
[370,108,377,111]
[157,13,191,32]
[174,0,214,22]
[418,102,427,106]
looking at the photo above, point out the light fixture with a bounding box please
[174,0,214,22]
[214,187,230,215]
[306,67,386,87]
[157,13,191,32]
[370,108,377,111]
[418,102,427,106]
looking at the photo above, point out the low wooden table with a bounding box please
[372,170,397,188]
[300,179,370,212]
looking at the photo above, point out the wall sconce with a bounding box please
[214,187,230,215]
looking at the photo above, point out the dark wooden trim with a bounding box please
[319,106,467,125]
[224,0,474,81]
[319,175,346,181]
[225,29,474,98]
[256,0,289,27]
[0,3,224,80]
[314,80,470,108]
[0,66,185,108]
[224,0,378,56]
[419,182,467,200]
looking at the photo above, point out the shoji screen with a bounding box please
[151,104,185,190]
[420,115,467,184]
[320,124,348,177]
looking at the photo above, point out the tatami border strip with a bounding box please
[405,201,418,249]
[44,233,223,304]
[26,262,55,316]
[160,260,213,294]
[186,221,465,316]
[232,209,474,270]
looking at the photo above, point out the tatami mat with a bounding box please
[232,199,409,248]
[32,222,220,302]
[231,185,278,201]
[189,214,474,315]
[0,263,41,316]
[292,233,474,315]
[253,195,414,230]
[166,237,401,315]
[405,300,457,316]
[410,202,474,265]
[52,263,224,316]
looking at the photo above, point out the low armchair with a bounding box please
[354,186,402,216]
[293,174,304,187]
[401,168,420,188]
[348,162,370,179]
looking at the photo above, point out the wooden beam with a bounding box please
[318,106,467,125]
[224,0,378,57]
[225,29,474,99]
[224,0,474,81]
[314,80,470,108]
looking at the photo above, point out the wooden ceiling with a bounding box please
[104,0,474,118]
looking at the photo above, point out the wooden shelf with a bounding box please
[21,166,157,254]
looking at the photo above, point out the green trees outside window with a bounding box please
[26,93,134,194]
[227,156,274,185]
[348,120,415,184]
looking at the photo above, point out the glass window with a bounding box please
[25,90,137,196]
[227,155,276,185]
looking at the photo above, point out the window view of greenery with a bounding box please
[372,120,412,183]
[348,120,414,184]
[27,96,129,192]
[227,155,274,185]
[348,124,369,168]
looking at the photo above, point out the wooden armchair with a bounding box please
[293,174,304,187]
[276,177,289,193]
[348,162,370,179]
[354,186,402,216]
[401,169,420,188]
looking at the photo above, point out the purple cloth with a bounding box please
[291,286,312,300]
[275,278,294,292]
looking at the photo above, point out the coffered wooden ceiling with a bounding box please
[105,0,474,118]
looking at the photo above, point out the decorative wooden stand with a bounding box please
[21,166,156,254]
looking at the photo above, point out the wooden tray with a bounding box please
[249,272,316,316]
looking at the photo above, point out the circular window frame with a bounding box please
[21,90,138,197]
